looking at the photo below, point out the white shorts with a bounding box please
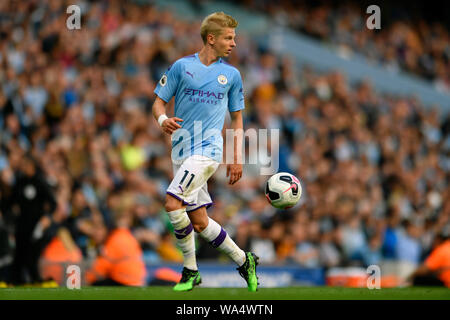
[166,155,220,212]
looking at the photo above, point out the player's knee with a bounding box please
[187,207,209,232]
[192,221,208,233]
[165,195,183,212]
[165,202,181,213]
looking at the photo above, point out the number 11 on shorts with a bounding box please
[180,170,195,189]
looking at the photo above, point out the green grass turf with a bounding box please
[0,286,449,300]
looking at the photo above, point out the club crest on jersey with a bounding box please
[159,74,167,86]
[217,75,227,85]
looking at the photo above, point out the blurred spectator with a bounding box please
[0,214,13,283]
[361,235,383,267]
[395,220,422,265]
[248,220,277,264]
[85,209,147,286]
[289,221,320,267]
[318,229,342,269]
[39,227,83,285]
[5,155,57,285]
[131,195,165,264]
[340,216,367,265]
[409,228,450,288]
[382,210,401,260]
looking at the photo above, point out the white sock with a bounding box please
[167,208,197,271]
[199,217,246,266]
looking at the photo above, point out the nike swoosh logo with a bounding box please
[283,183,297,193]
[175,230,187,236]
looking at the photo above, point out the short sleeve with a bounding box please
[228,71,245,112]
[154,60,182,102]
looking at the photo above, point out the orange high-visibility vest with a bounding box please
[40,230,83,284]
[425,240,450,288]
[86,228,147,286]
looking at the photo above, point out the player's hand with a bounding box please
[226,163,242,185]
[161,117,183,135]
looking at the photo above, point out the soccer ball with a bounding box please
[265,172,302,209]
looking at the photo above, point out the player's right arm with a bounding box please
[152,96,183,135]
[152,60,184,135]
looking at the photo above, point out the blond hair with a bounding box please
[200,12,238,44]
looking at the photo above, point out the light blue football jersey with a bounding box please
[154,52,245,163]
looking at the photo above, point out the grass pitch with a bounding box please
[0,286,449,300]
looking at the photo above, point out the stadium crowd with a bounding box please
[243,0,450,93]
[0,0,448,286]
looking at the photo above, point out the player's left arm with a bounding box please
[226,109,243,185]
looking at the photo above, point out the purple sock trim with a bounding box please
[174,223,194,239]
[166,192,196,206]
[186,202,213,213]
[209,228,227,248]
